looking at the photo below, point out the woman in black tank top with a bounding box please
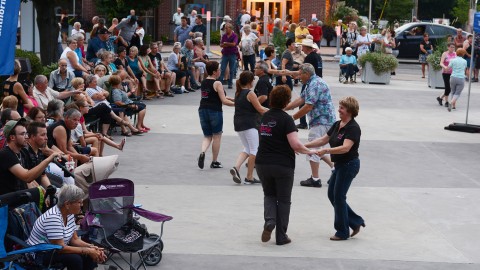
[1,60,33,116]
[197,61,234,170]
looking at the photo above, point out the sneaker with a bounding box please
[210,161,223,168]
[343,80,349,84]
[444,101,449,108]
[181,86,188,93]
[300,177,322,187]
[230,167,241,184]
[448,103,452,112]
[244,178,261,184]
[197,152,205,169]
[350,78,355,83]
[436,97,443,106]
[228,85,233,89]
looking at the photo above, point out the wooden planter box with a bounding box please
[361,62,391,84]
[428,69,445,89]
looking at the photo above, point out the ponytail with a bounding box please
[235,70,255,97]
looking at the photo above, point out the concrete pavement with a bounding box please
[101,60,480,269]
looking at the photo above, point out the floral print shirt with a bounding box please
[300,75,336,127]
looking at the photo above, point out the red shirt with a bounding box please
[308,25,322,42]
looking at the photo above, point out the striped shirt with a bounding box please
[27,205,76,246]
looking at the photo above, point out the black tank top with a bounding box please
[47,120,71,148]
[1,80,24,116]
[199,79,223,112]
[234,89,257,132]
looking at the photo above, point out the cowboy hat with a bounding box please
[300,39,319,50]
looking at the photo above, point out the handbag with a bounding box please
[106,220,146,252]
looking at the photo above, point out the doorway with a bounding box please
[245,0,287,43]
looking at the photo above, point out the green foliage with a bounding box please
[42,63,59,77]
[358,52,398,75]
[94,0,162,21]
[15,49,43,79]
[210,30,221,45]
[384,0,414,24]
[427,38,448,71]
[143,35,153,46]
[272,32,286,60]
[451,0,479,25]
[334,3,359,24]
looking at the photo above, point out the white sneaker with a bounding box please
[181,86,188,93]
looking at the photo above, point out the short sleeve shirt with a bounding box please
[167,53,179,71]
[174,25,192,46]
[327,119,361,163]
[148,53,162,71]
[0,146,27,195]
[254,75,273,108]
[279,50,294,71]
[112,88,133,105]
[304,52,323,77]
[295,27,310,43]
[300,75,336,127]
[27,205,76,245]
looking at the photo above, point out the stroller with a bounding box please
[83,178,172,270]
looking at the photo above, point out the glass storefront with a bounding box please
[175,0,225,31]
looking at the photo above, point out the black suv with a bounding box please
[394,22,469,59]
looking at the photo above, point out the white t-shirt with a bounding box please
[71,28,85,37]
[71,123,84,143]
[136,28,145,46]
[27,205,76,246]
[60,47,79,73]
[356,34,372,56]
[240,32,258,56]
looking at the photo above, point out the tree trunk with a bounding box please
[33,1,58,65]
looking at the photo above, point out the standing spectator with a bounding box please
[240,10,251,27]
[220,15,232,37]
[294,19,309,43]
[90,18,106,39]
[463,34,473,81]
[283,21,290,34]
[257,85,316,245]
[172,7,184,27]
[181,40,201,91]
[302,39,323,77]
[355,26,372,58]
[420,33,433,78]
[71,22,85,38]
[447,48,468,112]
[286,23,297,41]
[135,21,145,46]
[60,11,69,43]
[272,18,283,41]
[116,15,138,48]
[197,61,235,169]
[174,17,193,46]
[230,71,268,183]
[190,15,207,41]
[253,61,273,108]
[49,59,75,94]
[308,18,323,49]
[276,38,295,91]
[86,28,111,63]
[305,96,365,241]
[1,60,33,116]
[266,17,274,37]
[239,24,259,72]
[236,10,245,34]
[342,22,358,55]
[454,28,465,49]
[108,18,119,36]
[219,23,239,89]
[188,10,198,27]
[437,43,456,107]
[284,63,335,187]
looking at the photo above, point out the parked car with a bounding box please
[394,22,469,59]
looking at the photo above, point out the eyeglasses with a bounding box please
[16,132,28,137]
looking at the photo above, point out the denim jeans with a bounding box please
[220,54,237,87]
[327,158,363,239]
[257,164,294,244]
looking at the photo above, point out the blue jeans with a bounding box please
[327,158,363,239]
[220,54,237,87]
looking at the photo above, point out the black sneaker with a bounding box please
[296,124,308,129]
[210,161,223,168]
[198,152,205,169]
[230,167,241,184]
[244,178,261,184]
[312,180,322,187]
[436,97,443,106]
[444,101,449,108]
[300,177,322,187]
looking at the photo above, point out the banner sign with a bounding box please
[474,12,480,33]
[0,0,21,75]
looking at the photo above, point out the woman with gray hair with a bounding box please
[27,185,107,269]
[167,42,188,92]
[61,37,89,78]
[239,24,259,72]
[193,37,208,83]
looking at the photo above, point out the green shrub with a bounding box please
[42,63,59,77]
[210,30,220,45]
[358,52,398,74]
[143,35,153,46]
[427,38,448,71]
[15,49,43,78]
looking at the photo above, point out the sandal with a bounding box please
[121,132,132,137]
[118,137,126,151]
[164,92,174,97]
[142,126,151,131]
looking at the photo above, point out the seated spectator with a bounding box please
[71,21,86,38]
[33,75,80,110]
[167,42,188,93]
[339,47,359,83]
[0,118,59,195]
[86,28,111,63]
[138,44,162,98]
[95,50,117,75]
[110,75,149,133]
[114,46,139,88]
[72,100,126,156]
[127,46,152,99]
[26,107,46,124]
[1,95,18,111]
[83,75,138,136]
[27,185,106,269]
[148,42,175,97]
[49,59,75,93]
[73,34,94,73]
[193,38,208,83]
[180,39,200,91]
[1,59,33,116]
[0,108,22,148]
[66,104,99,158]
[22,80,38,115]
[61,37,90,78]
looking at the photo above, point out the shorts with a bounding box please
[75,145,92,155]
[237,128,259,156]
[198,109,223,136]
[306,124,331,163]
[173,69,186,79]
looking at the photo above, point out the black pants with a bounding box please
[256,164,294,244]
[442,73,451,97]
[43,252,97,270]
[242,54,256,71]
[341,64,359,80]
[86,103,113,125]
[299,84,307,127]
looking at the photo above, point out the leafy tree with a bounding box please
[451,0,480,26]
[384,0,414,24]
[94,0,162,21]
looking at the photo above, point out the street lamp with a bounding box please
[206,11,211,56]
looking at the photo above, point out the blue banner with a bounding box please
[0,0,21,75]
[474,12,480,33]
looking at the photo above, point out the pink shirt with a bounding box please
[443,52,457,74]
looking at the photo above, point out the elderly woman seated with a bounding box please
[339,47,359,84]
[27,185,106,270]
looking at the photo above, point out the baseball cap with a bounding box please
[312,18,319,22]
[97,28,110,35]
[3,118,27,138]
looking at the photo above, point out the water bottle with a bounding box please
[92,214,101,225]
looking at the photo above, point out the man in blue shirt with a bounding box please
[174,17,193,46]
[339,47,359,83]
[86,28,111,63]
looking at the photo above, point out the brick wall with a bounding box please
[155,1,174,42]
[300,0,327,22]
[82,0,98,29]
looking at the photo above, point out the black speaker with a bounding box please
[15,57,32,82]
[444,123,480,133]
